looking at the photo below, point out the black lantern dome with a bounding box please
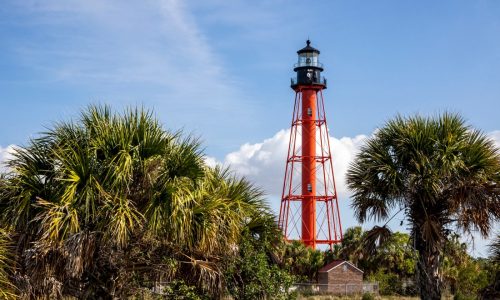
[297,39,320,55]
[291,40,327,89]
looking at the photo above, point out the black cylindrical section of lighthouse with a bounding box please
[291,40,327,89]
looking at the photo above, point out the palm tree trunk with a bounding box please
[415,234,442,300]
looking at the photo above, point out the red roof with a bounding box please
[318,260,364,273]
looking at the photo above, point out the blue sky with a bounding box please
[1,0,499,255]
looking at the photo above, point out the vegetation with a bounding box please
[0,106,295,299]
[297,297,419,300]
[0,227,16,299]
[346,113,500,300]
[479,234,500,299]
[490,234,500,264]
[337,227,414,295]
[314,226,497,298]
[0,107,499,300]
[224,228,296,299]
[281,240,326,282]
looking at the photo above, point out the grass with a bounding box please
[297,294,465,300]
[297,296,419,300]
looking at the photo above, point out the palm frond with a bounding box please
[35,197,80,243]
[0,229,17,299]
[362,225,393,256]
[489,233,500,263]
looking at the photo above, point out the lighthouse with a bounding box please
[278,40,343,249]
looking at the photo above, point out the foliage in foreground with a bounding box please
[225,229,296,299]
[0,105,294,299]
[0,228,16,299]
[346,113,500,300]
[1,107,499,299]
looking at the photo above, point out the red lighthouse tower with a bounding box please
[278,40,343,249]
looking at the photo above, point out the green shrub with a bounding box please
[362,292,375,300]
[453,291,477,300]
[367,270,403,295]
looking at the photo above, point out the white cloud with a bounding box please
[222,129,368,199]
[490,130,500,148]
[203,156,219,168]
[0,145,16,173]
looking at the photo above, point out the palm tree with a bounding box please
[480,234,500,299]
[490,234,500,264]
[280,240,324,281]
[346,113,500,300]
[338,226,365,265]
[0,228,16,299]
[0,105,274,298]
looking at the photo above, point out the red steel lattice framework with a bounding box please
[278,41,342,249]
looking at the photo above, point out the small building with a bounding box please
[318,260,364,294]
